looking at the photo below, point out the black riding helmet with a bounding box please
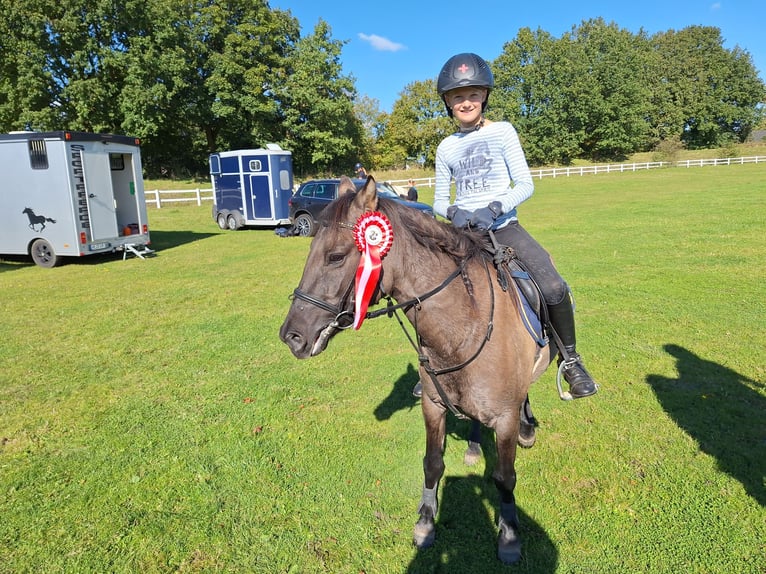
[436,53,494,117]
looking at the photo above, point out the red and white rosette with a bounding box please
[352,211,393,329]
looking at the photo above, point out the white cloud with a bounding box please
[358,33,406,52]
[710,2,721,10]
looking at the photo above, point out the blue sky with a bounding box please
[268,0,765,113]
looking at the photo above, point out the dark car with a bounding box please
[288,178,434,237]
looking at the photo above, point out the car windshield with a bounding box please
[375,182,400,199]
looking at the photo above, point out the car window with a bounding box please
[300,183,316,198]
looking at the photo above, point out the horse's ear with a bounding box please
[339,176,356,195]
[353,175,378,212]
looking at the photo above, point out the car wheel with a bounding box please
[30,238,60,268]
[294,213,315,237]
[217,212,228,230]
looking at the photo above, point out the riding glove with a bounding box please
[469,201,503,230]
[446,205,471,228]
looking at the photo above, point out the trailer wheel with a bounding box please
[294,213,316,237]
[227,214,241,230]
[217,212,228,230]
[30,238,60,268]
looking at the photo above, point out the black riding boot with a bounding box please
[547,298,598,399]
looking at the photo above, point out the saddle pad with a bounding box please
[512,280,547,347]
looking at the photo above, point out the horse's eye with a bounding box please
[327,252,346,264]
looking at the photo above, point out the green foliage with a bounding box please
[1,4,763,176]
[376,79,452,169]
[276,20,365,176]
[1,165,765,572]
[490,20,764,166]
[649,26,765,149]
[651,135,686,163]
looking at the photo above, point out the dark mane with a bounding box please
[321,192,486,264]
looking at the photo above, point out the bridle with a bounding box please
[291,278,356,331]
[289,219,497,419]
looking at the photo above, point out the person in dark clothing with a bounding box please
[406,179,419,201]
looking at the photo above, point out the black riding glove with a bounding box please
[446,205,471,229]
[469,201,503,230]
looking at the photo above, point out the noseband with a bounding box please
[291,277,356,330]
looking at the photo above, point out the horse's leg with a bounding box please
[518,394,537,448]
[413,397,446,549]
[463,419,482,466]
[493,413,523,564]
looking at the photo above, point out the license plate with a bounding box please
[89,242,109,251]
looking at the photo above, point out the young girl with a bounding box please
[433,52,598,399]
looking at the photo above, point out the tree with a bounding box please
[275,20,364,176]
[118,0,299,176]
[493,27,583,165]
[376,79,451,169]
[651,26,765,148]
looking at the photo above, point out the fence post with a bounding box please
[196,188,201,206]
[155,189,161,209]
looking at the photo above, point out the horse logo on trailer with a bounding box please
[22,208,57,232]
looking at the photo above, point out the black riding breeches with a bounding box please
[492,221,569,306]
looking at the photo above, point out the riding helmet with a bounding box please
[436,53,494,117]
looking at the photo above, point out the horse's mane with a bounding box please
[321,192,486,264]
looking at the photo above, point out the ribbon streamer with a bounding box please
[352,212,393,329]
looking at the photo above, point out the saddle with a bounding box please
[482,234,548,348]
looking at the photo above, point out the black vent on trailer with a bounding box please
[28,139,49,169]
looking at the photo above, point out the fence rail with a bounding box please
[145,187,213,208]
[146,155,765,208]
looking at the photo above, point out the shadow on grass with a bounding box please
[377,364,558,571]
[145,229,217,252]
[0,230,215,271]
[406,476,558,573]
[0,255,32,272]
[647,343,765,506]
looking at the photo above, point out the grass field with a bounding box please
[1,164,764,573]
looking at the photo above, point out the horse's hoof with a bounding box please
[497,522,522,564]
[413,518,435,548]
[497,542,522,564]
[463,441,482,466]
[518,423,536,449]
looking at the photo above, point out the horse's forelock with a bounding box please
[319,191,356,229]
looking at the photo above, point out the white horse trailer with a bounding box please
[0,131,151,267]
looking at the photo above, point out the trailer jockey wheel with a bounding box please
[30,238,60,268]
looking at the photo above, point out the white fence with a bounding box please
[389,155,765,188]
[145,187,213,208]
[145,155,765,207]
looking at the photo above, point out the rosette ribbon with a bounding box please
[352,211,393,329]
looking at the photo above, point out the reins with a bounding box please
[368,253,496,420]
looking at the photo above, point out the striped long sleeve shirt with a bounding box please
[433,121,534,229]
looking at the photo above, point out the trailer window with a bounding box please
[248,159,263,172]
[28,139,49,169]
[109,153,125,170]
[279,169,290,190]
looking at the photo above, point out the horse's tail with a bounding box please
[46,218,56,224]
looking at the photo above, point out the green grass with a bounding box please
[1,164,765,573]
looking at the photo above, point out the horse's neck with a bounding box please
[387,247,489,353]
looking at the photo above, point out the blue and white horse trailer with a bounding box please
[209,146,294,230]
